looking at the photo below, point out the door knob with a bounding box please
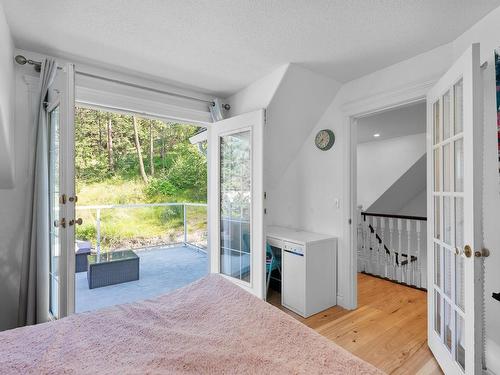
[475,248,490,258]
[54,218,66,228]
[464,245,472,258]
[69,218,83,226]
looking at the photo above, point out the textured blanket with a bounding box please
[0,275,383,374]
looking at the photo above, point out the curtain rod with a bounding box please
[14,54,231,110]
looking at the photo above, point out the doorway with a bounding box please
[73,106,208,313]
[351,101,436,371]
[355,101,427,289]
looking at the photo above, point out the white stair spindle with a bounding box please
[397,219,403,282]
[406,219,412,286]
[365,216,370,272]
[380,217,387,277]
[362,215,367,272]
[389,218,395,280]
[373,217,380,276]
[365,215,370,273]
[416,220,422,288]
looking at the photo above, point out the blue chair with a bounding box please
[242,233,281,299]
[266,243,281,298]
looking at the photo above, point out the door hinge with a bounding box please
[348,218,352,225]
[264,109,267,124]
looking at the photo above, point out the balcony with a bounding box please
[75,203,208,313]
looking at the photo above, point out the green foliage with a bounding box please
[74,107,207,249]
[146,143,207,202]
[75,107,207,203]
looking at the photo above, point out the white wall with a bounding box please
[226,64,342,229]
[0,3,15,188]
[399,189,426,217]
[357,133,426,210]
[227,64,288,117]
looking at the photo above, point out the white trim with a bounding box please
[76,86,211,125]
[341,77,438,116]
[341,77,436,310]
[16,48,213,126]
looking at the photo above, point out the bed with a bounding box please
[0,275,382,374]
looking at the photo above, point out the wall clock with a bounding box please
[315,129,335,151]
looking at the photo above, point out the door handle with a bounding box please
[464,245,472,258]
[54,218,66,228]
[475,248,490,258]
[69,218,83,226]
[464,245,490,258]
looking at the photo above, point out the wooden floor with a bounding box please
[268,273,443,374]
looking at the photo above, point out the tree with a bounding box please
[149,120,155,176]
[132,116,148,183]
[106,116,114,171]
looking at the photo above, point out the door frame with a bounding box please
[341,78,437,310]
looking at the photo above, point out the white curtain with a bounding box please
[18,58,58,326]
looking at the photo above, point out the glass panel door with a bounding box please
[49,106,61,319]
[46,63,76,319]
[427,44,483,374]
[220,130,251,282]
[208,110,265,299]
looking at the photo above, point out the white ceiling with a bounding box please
[357,101,426,143]
[3,1,500,96]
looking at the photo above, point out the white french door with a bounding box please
[427,44,485,374]
[208,109,265,299]
[47,63,76,319]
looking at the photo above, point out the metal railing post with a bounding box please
[96,208,101,260]
[183,204,187,244]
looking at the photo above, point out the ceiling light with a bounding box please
[373,133,380,137]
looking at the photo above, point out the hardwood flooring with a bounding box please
[267,273,443,374]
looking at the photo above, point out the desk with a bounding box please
[267,226,337,317]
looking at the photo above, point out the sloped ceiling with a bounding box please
[367,154,427,215]
[264,64,341,189]
[3,1,500,96]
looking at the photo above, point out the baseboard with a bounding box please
[485,337,500,375]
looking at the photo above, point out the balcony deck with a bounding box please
[75,245,208,313]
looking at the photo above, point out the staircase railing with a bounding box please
[357,209,427,289]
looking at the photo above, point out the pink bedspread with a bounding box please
[0,275,382,374]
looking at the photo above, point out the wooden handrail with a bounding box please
[361,212,427,221]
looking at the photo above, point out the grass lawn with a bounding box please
[76,179,207,251]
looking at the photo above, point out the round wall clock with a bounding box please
[315,129,335,151]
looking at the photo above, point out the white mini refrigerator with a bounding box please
[267,226,337,318]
